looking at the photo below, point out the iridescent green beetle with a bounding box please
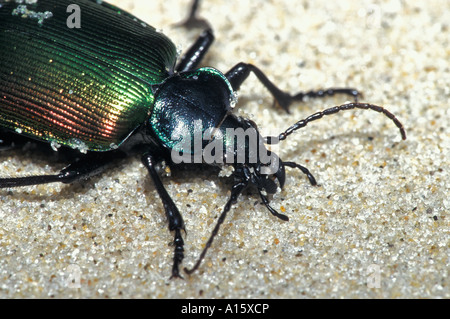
[0,0,406,278]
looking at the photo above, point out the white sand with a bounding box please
[0,0,448,298]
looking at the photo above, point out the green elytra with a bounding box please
[0,0,180,152]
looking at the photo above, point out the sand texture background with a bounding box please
[0,0,448,298]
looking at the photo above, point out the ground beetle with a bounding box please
[0,0,406,278]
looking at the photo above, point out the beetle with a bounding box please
[0,0,406,278]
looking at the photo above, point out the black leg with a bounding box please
[0,151,124,188]
[283,161,317,186]
[141,152,185,279]
[176,28,215,73]
[257,188,289,221]
[184,180,247,275]
[173,0,210,30]
[225,62,360,113]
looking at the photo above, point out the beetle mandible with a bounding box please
[0,0,406,278]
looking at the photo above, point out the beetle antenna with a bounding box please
[184,181,247,275]
[278,103,406,141]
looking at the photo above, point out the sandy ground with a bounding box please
[0,0,448,298]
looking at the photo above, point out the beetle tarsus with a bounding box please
[288,88,361,110]
[170,229,185,279]
[0,151,122,188]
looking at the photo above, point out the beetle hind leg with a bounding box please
[0,151,124,188]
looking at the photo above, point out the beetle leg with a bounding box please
[257,188,289,221]
[225,62,361,113]
[141,152,185,279]
[283,161,318,186]
[0,151,124,188]
[184,180,247,275]
[176,28,214,73]
[173,0,210,30]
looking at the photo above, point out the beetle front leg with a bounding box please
[141,152,185,279]
[176,28,214,73]
[225,62,360,113]
[184,180,247,276]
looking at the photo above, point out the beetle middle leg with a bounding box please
[225,63,360,113]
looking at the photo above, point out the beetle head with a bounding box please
[217,115,287,210]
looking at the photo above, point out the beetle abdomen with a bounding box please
[0,0,177,151]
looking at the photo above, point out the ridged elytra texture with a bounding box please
[0,0,177,151]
